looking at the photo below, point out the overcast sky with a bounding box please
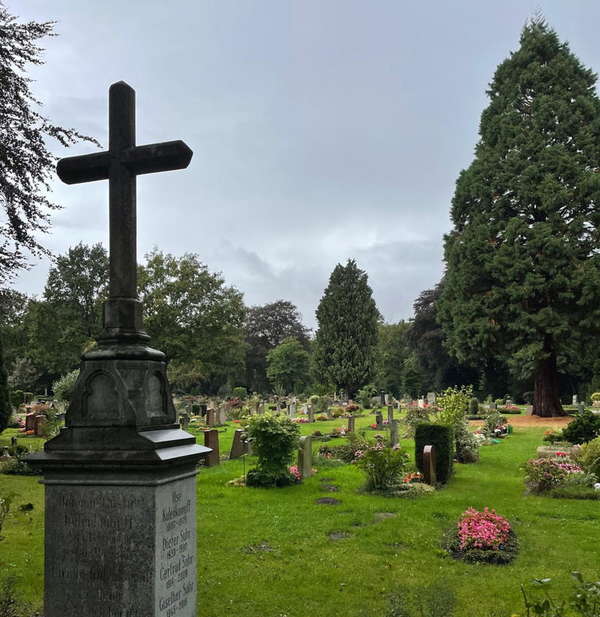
[7,1,600,329]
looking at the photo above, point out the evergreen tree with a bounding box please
[438,19,600,416]
[0,335,10,433]
[314,259,380,396]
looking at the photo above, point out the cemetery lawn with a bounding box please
[1,418,599,617]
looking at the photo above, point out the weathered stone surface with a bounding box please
[229,429,247,459]
[297,436,313,478]
[203,430,220,466]
[346,416,356,433]
[43,468,196,617]
[423,445,437,486]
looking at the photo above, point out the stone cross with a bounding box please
[57,81,192,341]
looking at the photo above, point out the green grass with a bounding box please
[1,415,599,616]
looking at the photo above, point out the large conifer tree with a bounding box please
[438,19,600,416]
[315,259,380,396]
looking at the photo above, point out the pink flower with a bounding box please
[288,465,302,481]
[457,507,511,551]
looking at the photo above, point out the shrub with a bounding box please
[574,437,600,478]
[356,384,377,409]
[415,423,454,484]
[0,457,39,476]
[543,429,563,444]
[445,507,517,564]
[231,387,247,400]
[389,482,435,498]
[23,392,33,404]
[523,458,584,493]
[549,485,600,500]
[52,369,80,403]
[454,422,480,463]
[436,385,471,427]
[330,406,345,418]
[591,392,600,402]
[245,414,300,487]
[404,404,430,436]
[561,409,600,444]
[346,402,360,413]
[355,442,409,492]
[482,410,506,438]
[9,390,24,409]
[468,397,479,415]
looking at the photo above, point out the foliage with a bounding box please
[138,249,246,394]
[356,384,377,409]
[573,437,600,478]
[483,410,507,438]
[266,337,311,394]
[469,397,479,415]
[445,508,517,564]
[9,390,23,410]
[24,243,108,383]
[0,6,99,282]
[0,492,13,540]
[404,403,431,436]
[231,387,247,400]
[52,369,79,403]
[523,457,585,494]
[454,422,480,463]
[376,322,411,397]
[318,432,370,463]
[0,337,9,433]
[245,414,300,487]
[561,410,600,444]
[519,572,600,617]
[436,385,471,428]
[314,259,380,396]
[244,300,310,393]
[415,423,454,484]
[438,20,600,417]
[355,440,409,492]
[591,392,600,402]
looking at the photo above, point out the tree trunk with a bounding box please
[533,350,565,417]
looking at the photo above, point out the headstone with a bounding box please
[27,81,207,617]
[379,390,385,407]
[206,409,216,427]
[417,398,426,409]
[180,412,191,430]
[375,411,384,430]
[347,416,356,433]
[216,405,227,425]
[203,429,220,466]
[426,392,436,405]
[389,419,399,448]
[384,393,390,405]
[525,405,534,415]
[572,394,578,406]
[577,402,585,414]
[25,412,36,432]
[307,406,315,423]
[33,414,46,437]
[387,405,394,424]
[423,445,437,485]
[297,436,313,478]
[229,429,248,459]
[288,402,297,418]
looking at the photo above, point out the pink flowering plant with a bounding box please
[446,507,518,564]
[523,457,584,494]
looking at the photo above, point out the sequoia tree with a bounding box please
[315,259,380,396]
[438,20,600,416]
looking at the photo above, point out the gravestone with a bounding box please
[216,405,227,425]
[203,430,220,467]
[572,394,578,406]
[180,412,191,430]
[229,429,248,459]
[307,406,315,422]
[379,390,385,407]
[426,392,436,405]
[288,402,297,418]
[33,414,46,437]
[417,398,426,409]
[387,405,394,424]
[577,402,585,414]
[347,416,356,433]
[297,436,313,478]
[375,411,384,430]
[25,413,36,432]
[27,81,208,617]
[206,409,216,427]
[384,393,390,405]
[389,419,399,448]
[423,445,437,485]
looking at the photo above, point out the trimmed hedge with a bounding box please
[415,423,454,484]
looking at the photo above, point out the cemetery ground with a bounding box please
[1,413,599,617]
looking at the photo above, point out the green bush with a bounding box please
[561,409,600,444]
[415,423,454,484]
[483,409,506,437]
[591,392,600,402]
[232,386,247,400]
[436,386,471,427]
[574,437,600,478]
[52,369,80,403]
[468,397,479,415]
[454,422,480,463]
[245,414,299,487]
[549,485,600,500]
[355,443,409,492]
[356,384,377,409]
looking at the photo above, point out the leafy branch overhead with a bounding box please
[0,5,99,282]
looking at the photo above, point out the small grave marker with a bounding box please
[229,429,248,459]
[203,429,220,467]
[423,445,437,485]
[297,435,313,478]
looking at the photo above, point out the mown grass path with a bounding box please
[1,420,599,616]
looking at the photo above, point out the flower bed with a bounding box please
[445,507,518,564]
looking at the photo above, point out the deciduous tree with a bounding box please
[266,337,311,394]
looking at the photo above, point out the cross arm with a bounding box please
[57,151,111,184]
[122,140,193,175]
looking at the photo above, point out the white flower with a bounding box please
[594,483,600,491]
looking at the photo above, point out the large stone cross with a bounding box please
[57,80,192,341]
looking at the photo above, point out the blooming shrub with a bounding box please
[346,402,360,413]
[445,507,518,564]
[355,440,409,492]
[291,417,309,424]
[523,457,584,493]
[402,472,423,484]
[288,465,302,482]
[457,507,510,551]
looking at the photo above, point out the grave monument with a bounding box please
[28,81,208,617]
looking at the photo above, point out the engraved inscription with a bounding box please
[147,372,166,418]
[155,478,196,617]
